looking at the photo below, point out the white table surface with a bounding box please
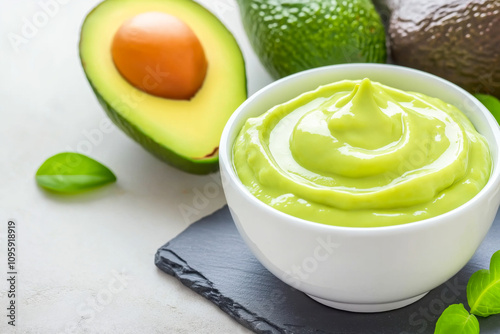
[0,0,273,333]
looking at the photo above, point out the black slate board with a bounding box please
[155,206,500,334]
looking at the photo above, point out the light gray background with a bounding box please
[0,0,272,333]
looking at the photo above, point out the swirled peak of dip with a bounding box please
[233,79,492,227]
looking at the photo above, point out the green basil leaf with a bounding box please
[475,94,500,125]
[434,304,480,334]
[467,250,500,317]
[36,153,116,193]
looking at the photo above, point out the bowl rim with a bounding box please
[219,63,500,234]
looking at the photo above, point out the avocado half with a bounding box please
[79,0,247,174]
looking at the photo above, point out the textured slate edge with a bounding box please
[155,246,289,334]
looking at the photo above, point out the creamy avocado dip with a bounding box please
[233,79,492,227]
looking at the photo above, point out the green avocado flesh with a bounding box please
[80,0,247,174]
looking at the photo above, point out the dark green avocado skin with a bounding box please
[388,0,500,98]
[237,0,387,79]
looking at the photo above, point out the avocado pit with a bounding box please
[111,12,208,100]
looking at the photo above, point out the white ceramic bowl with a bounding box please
[219,64,500,312]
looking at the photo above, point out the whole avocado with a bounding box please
[386,0,500,97]
[236,0,387,79]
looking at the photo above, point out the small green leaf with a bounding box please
[36,153,116,193]
[434,304,480,334]
[467,250,500,317]
[475,94,500,125]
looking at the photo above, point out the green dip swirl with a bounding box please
[233,79,492,227]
